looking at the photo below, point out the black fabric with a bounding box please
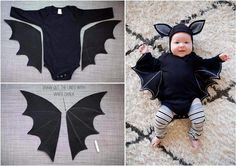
[66,92,106,160]
[5,19,42,72]
[169,23,193,41]
[82,20,120,70]
[21,90,106,161]
[9,6,118,80]
[132,53,162,100]
[132,52,223,115]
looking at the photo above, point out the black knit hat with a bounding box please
[154,20,205,50]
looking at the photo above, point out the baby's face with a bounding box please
[170,32,193,57]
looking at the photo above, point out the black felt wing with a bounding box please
[66,92,107,160]
[5,20,42,72]
[81,20,120,70]
[132,53,163,100]
[21,90,61,162]
[194,62,222,100]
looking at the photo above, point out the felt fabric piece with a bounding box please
[132,52,223,116]
[66,92,106,160]
[21,90,106,162]
[21,90,61,161]
[4,19,42,72]
[8,6,118,80]
[82,20,121,70]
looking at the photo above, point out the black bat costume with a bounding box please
[132,20,224,117]
[5,6,120,80]
[21,90,107,161]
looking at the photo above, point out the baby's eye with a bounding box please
[175,42,179,44]
[184,42,189,44]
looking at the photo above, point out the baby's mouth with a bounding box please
[178,50,186,52]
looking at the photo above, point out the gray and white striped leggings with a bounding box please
[155,98,205,140]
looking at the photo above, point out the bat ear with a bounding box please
[189,20,205,35]
[154,23,172,37]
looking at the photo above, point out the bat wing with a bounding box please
[5,20,42,72]
[132,54,163,100]
[81,20,120,70]
[132,67,162,100]
[21,90,61,162]
[66,92,107,160]
[194,62,222,100]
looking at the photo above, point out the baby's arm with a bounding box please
[219,53,230,62]
[136,44,160,70]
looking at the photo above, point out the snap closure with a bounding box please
[56,73,68,79]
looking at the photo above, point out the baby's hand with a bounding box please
[219,53,230,61]
[139,44,149,54]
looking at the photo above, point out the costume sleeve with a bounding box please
[10,7,46,26]
[134,52,161,71]
[78,7,114,26]
[194,54,224,68]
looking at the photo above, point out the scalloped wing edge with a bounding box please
[5,19,42,73]
[21,90,61,161]
[81,20,121,70]
[194,64,222,101]
[132,66,162,100]
[66,91,107,160]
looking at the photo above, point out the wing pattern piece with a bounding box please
[81,20,120,70]
[5,19,42,72]
[66,92,107,160]
[21,90,61,162]
[194,62,222,100]
[21,90,106,161]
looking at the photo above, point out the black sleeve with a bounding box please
[194,54,224,68]
[76,7,114,25]
[10,6,46,26]
[135,52,161,71]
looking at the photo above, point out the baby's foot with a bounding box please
[151,136,161,147]
[190,139,202,151]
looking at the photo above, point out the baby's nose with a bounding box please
[179,43,185,47]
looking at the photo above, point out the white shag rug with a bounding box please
[126,1,236,165]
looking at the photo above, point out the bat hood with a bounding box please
[153,20,205,51]
[169,23,193,42]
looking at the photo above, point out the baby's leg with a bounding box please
[153,105,174,146]
[188,98,205,149]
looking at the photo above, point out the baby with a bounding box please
[133,20,230,150]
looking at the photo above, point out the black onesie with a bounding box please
[10,6,114,80]
[132,52,223,115]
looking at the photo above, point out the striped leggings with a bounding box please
[155,98,205,140]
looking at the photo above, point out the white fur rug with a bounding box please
[126,1,236,165]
